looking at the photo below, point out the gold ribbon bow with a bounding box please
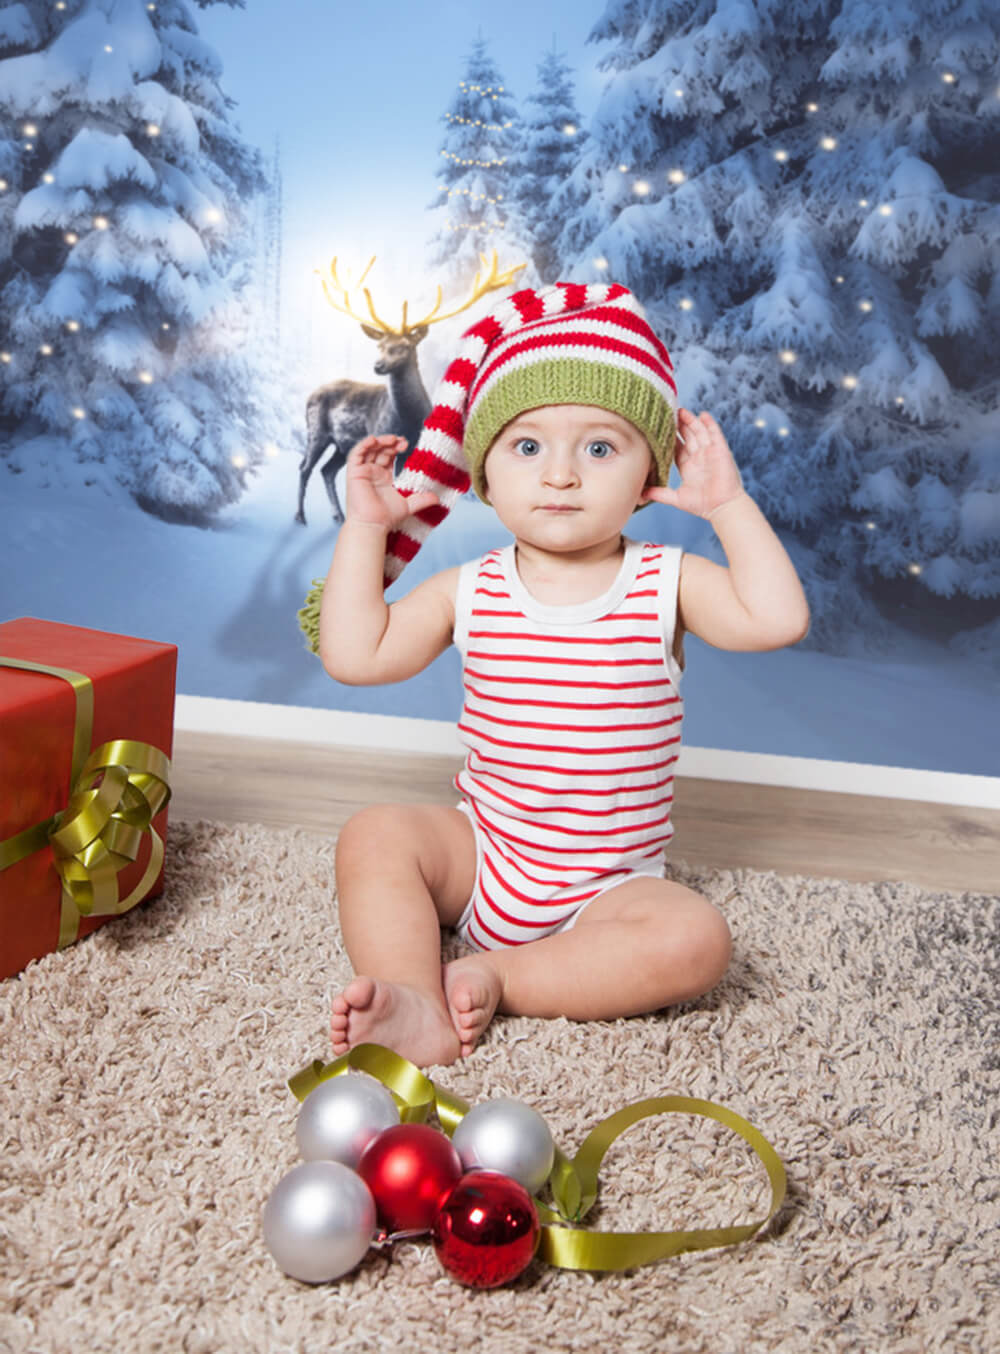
[289,1043,787,1273]
[0,656,171,949]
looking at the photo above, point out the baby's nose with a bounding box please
[543,452,579,486]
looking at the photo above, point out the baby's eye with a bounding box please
[514,438,540,457]
[586,440,614,459]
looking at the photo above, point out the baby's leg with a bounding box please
[331,803,477,1067]
[444,876,731,1025]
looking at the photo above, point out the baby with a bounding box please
[318,281,809,1067]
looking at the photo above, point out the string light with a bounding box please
[23,123,38,137]
[66,320,80,332]
[673,88,684,98]
[835,275,845,283]
[204,207,223,223]
[42,173,55,184]
[896,396,905,406]
[859,198,869,207]
[778,426,790,437]
[859,299,873,313]
[667,169,686,184]
[39,344,53,356]
[444,114,513,130]
[908,563,923,575]
[146,123,160,137]
[231,454,247,468]
[0,180,7,192]
[773,150,789,162]
[71,407,86,420]
[842,374,858,389]
[65,232,78,244]
[138,371,154,384]
[820,136,838,151]
[0,352,11,364]
[806,102,819,113]
[265,443,279,458]
[25,143,34,152]
[440,151,507,167]
[56,2,67,9]
[754,418,766,428]
[878,204,893,216]
[865,521,877,531]
[161,322,171,331]
[593,257,609,271]
[104,44,113,52]
[679,298,694,311]
[633,180,651,196]
[563,123,577,136]
[941,72,956,84]
[618,164,630,173]
[779,349,798,365]
[93,216,109,229]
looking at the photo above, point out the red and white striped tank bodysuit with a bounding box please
[452,538,684,952]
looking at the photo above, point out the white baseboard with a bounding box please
[174,694,1000,810]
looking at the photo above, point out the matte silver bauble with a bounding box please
[262,1160,375,1283]
[452,1097,555,1195]
[296,1074,400,1168]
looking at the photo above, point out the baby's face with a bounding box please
[482,404,655,553]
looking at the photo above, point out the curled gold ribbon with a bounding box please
[0,656,172,949]
[289,1043,787,1273]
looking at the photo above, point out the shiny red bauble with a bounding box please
[357,1123,462,1233]
[432,1170,540,1288]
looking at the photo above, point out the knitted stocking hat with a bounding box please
[384,280,677,588]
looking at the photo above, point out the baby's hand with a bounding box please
[345,435,441,530]
[641,409,745,519]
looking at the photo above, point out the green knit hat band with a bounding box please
[463,358,677,501]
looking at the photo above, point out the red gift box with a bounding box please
[0,617,176,979]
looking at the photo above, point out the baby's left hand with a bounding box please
[641,409,745,519]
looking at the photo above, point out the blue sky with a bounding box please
[197,0,606,361]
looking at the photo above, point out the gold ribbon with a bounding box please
[0,656,172,949]
[289,1043,787,1273]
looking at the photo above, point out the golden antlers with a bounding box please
[317,250,526,337]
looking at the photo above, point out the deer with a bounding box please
[296,252,526,525]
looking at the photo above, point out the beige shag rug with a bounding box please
[2,819,998,1354]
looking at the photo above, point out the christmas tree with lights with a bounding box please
[427,37,534,286]
[557,0,1000,651]
[510,42,588,282]
[0,0,266,521]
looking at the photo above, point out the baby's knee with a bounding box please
[695,903,733,988]
[335,804,398,875]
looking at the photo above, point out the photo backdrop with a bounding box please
[1,0,998,777]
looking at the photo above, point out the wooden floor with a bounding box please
[169,730,1000,894]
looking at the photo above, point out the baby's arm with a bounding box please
[643,410,810,651]
[318,435,458,684]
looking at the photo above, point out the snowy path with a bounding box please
[1,453,996,776]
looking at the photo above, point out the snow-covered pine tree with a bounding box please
[427,36,534,287]
[0,0,266,522]
[556,0,1000,649]
[511,41,587,282]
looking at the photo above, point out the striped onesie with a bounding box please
[452,538,684,952]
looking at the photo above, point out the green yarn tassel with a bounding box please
[297,578,326,656]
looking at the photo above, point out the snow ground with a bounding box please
[1,450,996,777]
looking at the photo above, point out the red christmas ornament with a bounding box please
[357,1123,462,1233]
[432,1170,540,1288]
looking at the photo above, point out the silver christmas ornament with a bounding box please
[296,1073,400,1168]
[452,1097,555,1194]
[262,1160,375,1283]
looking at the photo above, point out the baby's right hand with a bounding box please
[345,435,440,530]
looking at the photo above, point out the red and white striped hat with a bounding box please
[385,281,677,587]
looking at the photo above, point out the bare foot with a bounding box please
[443,956,504,1058]
[330,976,461,1068]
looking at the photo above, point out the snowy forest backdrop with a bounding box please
[1,0,998,778]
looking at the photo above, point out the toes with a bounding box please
[343,975,377,1010]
